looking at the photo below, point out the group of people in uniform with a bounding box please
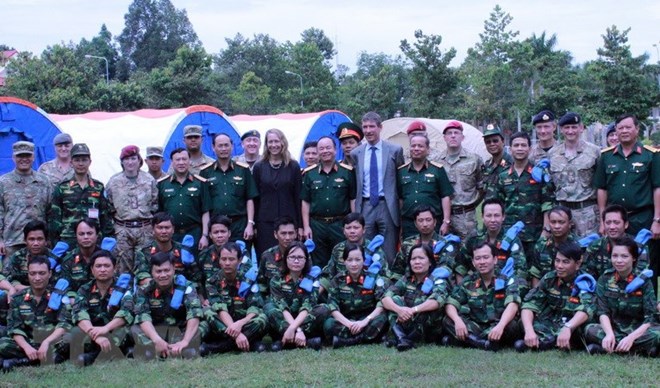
[0,108,658,371]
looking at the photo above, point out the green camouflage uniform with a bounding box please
[263,274,324,337]
[132,279,207,351]
[323,272,389,341]
[49,176,114,246]
[396,160,454,239]
[204,273,267,342]
[58,247,99,295]
[521,270,595,344]
[583,235,649,280]
[391,233,458,281]
[134,242,202,290]
[0,287,71,359]
[320,239,388,291]
[3,247,58,287]
[529,233,580,282]
[456,229,528,283]
[585,269,660,353]
[482,153,513,195]
[443,271,521,343]
[384,274,450,342]
[200,161,259,244]
[106,171,158,275]
[70,278,134,356]
[198,244,253,298]
[256,245,284,297]
[301,162,356,267]
[0,169,51,252]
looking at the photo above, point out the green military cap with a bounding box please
[483,124,504,139]
[184,125,203,137]
[12,141,35,156]
[71,143,91,157]
[146,146,164,158]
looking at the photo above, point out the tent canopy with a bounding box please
[230,110,352,167]
[0,96,63,174]
[381,117,489,161]
[51,105,241,183]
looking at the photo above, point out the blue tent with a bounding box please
[0,97,63,174]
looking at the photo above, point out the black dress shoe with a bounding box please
[332,335,362,349]
[465,334,489,350]
[306,337,322,351]
[200,340,234,357]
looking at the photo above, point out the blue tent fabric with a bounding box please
[297,111,352,168]
[162,107,243,171]
[0,97,62,174]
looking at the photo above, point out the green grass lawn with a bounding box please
[1,344,656,387]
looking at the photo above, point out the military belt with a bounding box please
[451,202,479,215]
[312,215,346,223]
[558,200,596,210]
[114,218,152,228]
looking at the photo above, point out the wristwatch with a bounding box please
[443,219,451,225]
[654,217,660,223]
[563,322,573,330]
[248,220,256,226]
[296,328,302,333]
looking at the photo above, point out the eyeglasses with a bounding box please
[287,255,306,262]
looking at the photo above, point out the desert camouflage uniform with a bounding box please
[38,160,74,188]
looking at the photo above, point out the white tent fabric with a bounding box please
[381,118,490,162]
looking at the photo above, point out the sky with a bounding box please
[2,0,660,69]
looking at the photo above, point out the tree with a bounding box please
[117,0,200,78]
[284,41,338,112]
[229,71,272,114]
[77,24,120,80]
[400,30,458,118]
[300,28,336,61]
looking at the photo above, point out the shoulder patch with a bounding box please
[429,160,444,169]
[601,145,615,154]
[235,161,249,169]
[643,145,657,153]
[193,174,208,182]
[398,161,411,170]
[200,162,214,170]
[303,164,318,174]
[339,162,353,171]
[157,175,170,183]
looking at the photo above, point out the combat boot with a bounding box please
[2,358,38,372]
[392,324,414,352]
[332,335,363,349]
[306,337,322,351]
[250,341,267,353]
[76,350,100,367]
[514,339,528,353]
[465,334,489,350]
[200,340,234,357]
[538,337,556,351]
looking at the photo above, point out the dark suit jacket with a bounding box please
[350,140,404,225]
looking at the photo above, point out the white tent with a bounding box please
[381,117,489,162]
[230,110,351,168]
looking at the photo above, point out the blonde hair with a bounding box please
[262,128,292,165]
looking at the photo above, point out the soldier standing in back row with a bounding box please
[529,110,557,164]
[481,125,512,195]
[38,133,74,188]
[167,125,215,176]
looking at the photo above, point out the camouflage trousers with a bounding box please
[0,294,8,326]
[310,218,344,268]
[204,308,268,342]
[69,326,131,361]
[387,295,444,343]
[263,303,328,338]
[115,224,153,274]
[323,310,388,342]
[442,315,521,345]
[450,209,477,242]
[585,322,660,353]
[531,318,587,349]
[130,322,209,357]
[570,204,599,237]
[0,331,70,361]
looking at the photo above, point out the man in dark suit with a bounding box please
[350,112,404,265]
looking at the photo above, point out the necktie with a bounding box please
[369,146,379,206]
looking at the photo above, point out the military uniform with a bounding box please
[301,162,356,266]
[583,235,649,280]
[3,247,58,287]
[384,274,450,343]
[256,246,284,297]
[438,148,484,241]
[157,173,211,252]
[200,161,259,244]
[59,248,98,294]
[198,244,253,297]
[38,160,74,188]
[132,279,207,354]
[49,176,114,246]
[443,271,521,344]
[529,234,580,282]
[486,163,555,258]
[529,144,554,165]
[106,170,158,275]
[585,269,660,353]
[0,287,71,360]
[391,233,458,281]
[263,274,324,337]
[0,169,51,255]
[548,140,601,236]
[232,154,259,172]
[323,272,389,342]
[134,242,202,290]
[482,152,513,195]
[320,239,388,291]
[396,161,454,239]
[167,155,215,176]
[204,273,267,345]
[521,270,595,345]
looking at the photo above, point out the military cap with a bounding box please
[483,124,504,139]
[406,120,427,134]
[12,141,34,156]
[558,112,581,127]
[241,130,261,141]
[146,146,164,158]
[53,133,72,145]
[532,110,555,125]
[183,125,203,137]
[605,123,616,136]
[71,143,91,157]
[336,122,363,142]
[443,120,463,134]
[120,145,141,160]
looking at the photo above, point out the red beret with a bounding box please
[120,145,140,160]
[406,120,427,134]
[443,120,463,134]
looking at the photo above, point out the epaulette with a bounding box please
[398,161,411,170]
[235,161,249,169]
[193,174,208,182]
[339,162,353,171]
[429,160,444,169]
[601,145,615,154]
[302,164,318,174]
[643,145,657,153]
[157,175,170,183]
[200,162,214,170]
